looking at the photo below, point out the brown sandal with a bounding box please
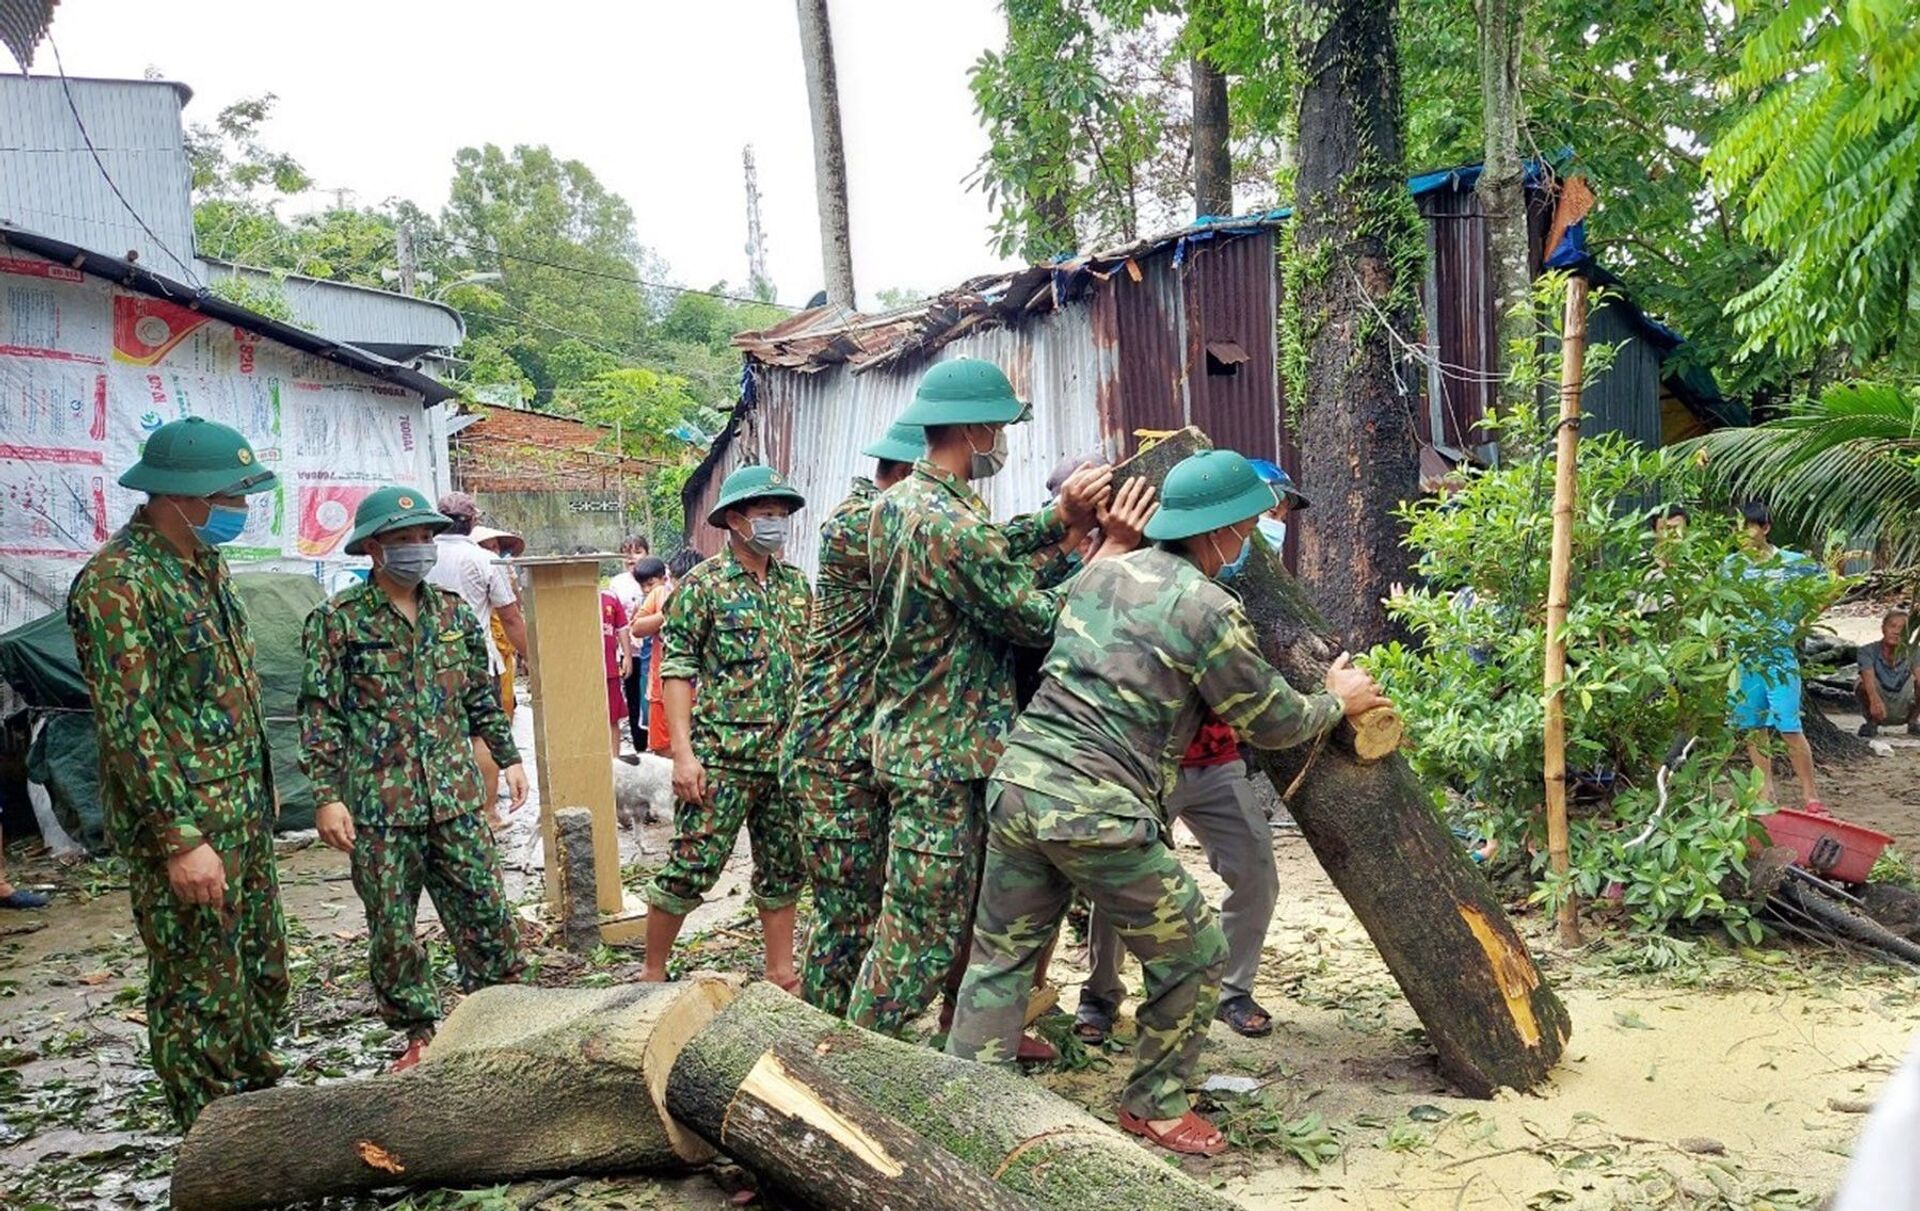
[1117,1108,1228,1157]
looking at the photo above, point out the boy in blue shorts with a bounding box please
[1730,502,1825,813]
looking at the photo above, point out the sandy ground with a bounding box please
[4,699,1918,1209]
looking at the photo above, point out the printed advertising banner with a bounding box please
[0,252,435,633]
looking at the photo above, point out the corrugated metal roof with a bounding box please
[0,223,455,403]
[197,258,465,353]
[0,1,58,69]
[0,75,198,279]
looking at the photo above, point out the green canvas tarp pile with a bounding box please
[0,573,326,852]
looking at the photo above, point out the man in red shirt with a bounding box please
[1075,711,1281,1040]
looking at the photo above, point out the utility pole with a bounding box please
[743,146,775,303]
[395,221,417,298]
[796,0,856,308]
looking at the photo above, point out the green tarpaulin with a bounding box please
[0,573,326,852]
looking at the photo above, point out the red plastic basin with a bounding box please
[1762,808,1893,885]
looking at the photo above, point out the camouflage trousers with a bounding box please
[847,771,986,1037]
[643,765,804,915]
[350,812,522,1039]
[785,758,891,1017]
[947,781,1227,1121]
[124,818,288,1131]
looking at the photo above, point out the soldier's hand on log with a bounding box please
[1056,464,1114,528]
[1097,478,1157,550]
[503,763,530,811]
[673,752,709,807]
[1325,653,1392,719]
[315,801,357,853]
[167,843,227,909]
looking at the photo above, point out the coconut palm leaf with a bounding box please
[1682,381,1920,565]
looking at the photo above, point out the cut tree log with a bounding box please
[667,983,1241,1211]
[170,976,741,1211]
[1114,428,1571,1096]
[684,1039,1044,1211]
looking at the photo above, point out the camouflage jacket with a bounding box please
[993,546,1343,835]
[867,460,1075,782]
[659,546,812,773]
[299,581,518,828]
[67,508,274,860]
[781,478,882,772]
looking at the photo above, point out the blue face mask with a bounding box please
[179,500,249,546]
[1257,516,1287,551]
[1216,533,1253,582]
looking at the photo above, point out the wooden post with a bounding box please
[516,554,647,944]
[1543,275,1588,950]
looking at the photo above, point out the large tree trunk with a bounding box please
[671,1039,1044,1211]
[668,983,1241,1211]
[1116,429,1571,1097]
[796,0,857,308]
[1191,46,1232,218]
[1477,0,1531,418]
[170,978,741,1211]
[1288,0,1423,649]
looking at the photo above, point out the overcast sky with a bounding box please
[40,0,1020,310]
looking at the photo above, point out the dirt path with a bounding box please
[3,800,1916,1210]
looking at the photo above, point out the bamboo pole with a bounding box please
[1543,275,1588,949]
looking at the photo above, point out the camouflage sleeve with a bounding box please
[1030,546,1079,590]
[1193,601,1344,751]
[1002,503,1066,558]
[658,576,708,683]
[457,603,520,764]
[931,512,1062,647]
[299,605,349,808]
[66,576,201,857]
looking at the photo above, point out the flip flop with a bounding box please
[1075,994,1117,1044]
[0,889,50,910]
[1016,1032,1058,1064]
[1117,1107,1228,1157]
[1215,994,1273,1038]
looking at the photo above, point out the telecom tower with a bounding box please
[742,145,775,303]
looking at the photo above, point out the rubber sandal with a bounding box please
[1802,800,1830,817]
[390,1036,430,1073]
[1215,994,1273,1038]
[1016,1032,1058,1064]
[1075,994,1117,1044]
[1117,1107,1228,1157]
[770,974,801,996]
[0,889,50,910]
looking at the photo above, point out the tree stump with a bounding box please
[667,983,1240,1211]
[170,976,741,1211]
[1114,428,1572,1096]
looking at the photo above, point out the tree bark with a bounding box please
[170,978,741,1211]
[1191,48,1232,218]
[668,983,1241,1211]
[1477,0,1532,417]
[1289,0,1424,649]
[672,1040,1043,1211]
[1114,429,1571,1097]
[796,0,857,308]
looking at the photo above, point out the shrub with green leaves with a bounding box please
[1368,404,1840,940]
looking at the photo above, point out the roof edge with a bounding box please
[197,256,466,339]
[0,224,454,404]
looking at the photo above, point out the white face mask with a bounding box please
[1257,516,1287,550]
[967,426,1009,480]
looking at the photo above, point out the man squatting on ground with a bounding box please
[300,487,531,1070]
[1858,609,1920,739]
[642,466,813,987]
[67,418,290,1130]
[947,449,1391,1157]
[851,359,1128,1047]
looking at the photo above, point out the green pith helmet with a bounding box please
[344,485,453,556]
[1142,450,1279,541]
[861,421,926,464]
[118,416,278,498]
[895,358,1032,427]
[705,464,806,527]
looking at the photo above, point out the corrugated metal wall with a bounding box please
[1417,185,1496,453]
[1582,300,1663,450]
[0,77,197,277]
[1184,230,1280,464]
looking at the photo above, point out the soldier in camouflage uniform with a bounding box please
[850,359,1120,1040]
[642,465,811,987]
[780,422,922,1015]
[946,449,1390,1157]
[67,417,288,1130]
[300,486,530,1071]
